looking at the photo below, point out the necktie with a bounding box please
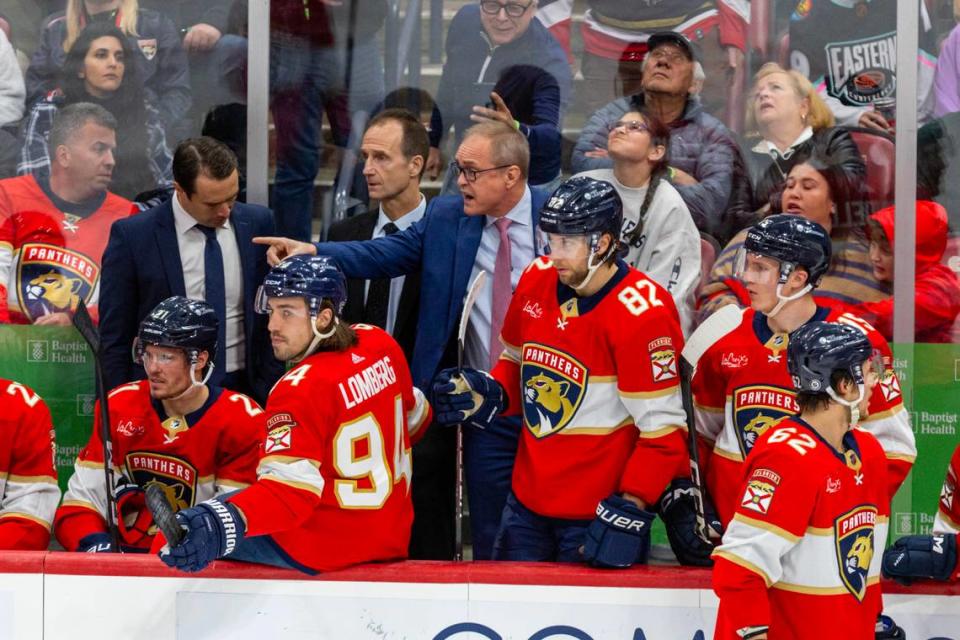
[363,222,399,329]
[490,217,512,368]
[197,225,226,380]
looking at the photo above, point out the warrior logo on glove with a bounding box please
[520,344,588,438]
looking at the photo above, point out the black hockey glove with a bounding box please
[882,533,958,584]
[874,614,906,639]
[159,498,246,573]
[78,532,113,553]
[658,478,724,567]
[430,367,505,428]
[582,494,655,568]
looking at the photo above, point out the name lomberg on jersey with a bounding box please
[826,31,897,104]
[338,356,398,409]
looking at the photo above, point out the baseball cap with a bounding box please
[647,31,701,64]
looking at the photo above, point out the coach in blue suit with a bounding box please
[99,138,283,405]
[256,122,547,559]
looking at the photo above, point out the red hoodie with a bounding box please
[850,201,960,343]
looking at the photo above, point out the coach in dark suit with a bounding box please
[100,137,283,405]
[256,121,548,560]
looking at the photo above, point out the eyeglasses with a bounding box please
[647,48,689,65]
[450,161,512,183]
[610,120,650,134]
[479,0,533,18]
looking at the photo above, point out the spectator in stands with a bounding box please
[574,109,700,333]
[848,201,960,343]
[326,108,455,560]
[18,23,172,200]
[255,121,548,561]
[27,0,191,136]
[935,15,960,117]
[0,28,24,178]
[0,102,133,326]
[269,0,387,241]
[698,144,886,321]
[571,32,738,237]
[425,0,571,193]
[726,63,861,231]
[99,137,284,405]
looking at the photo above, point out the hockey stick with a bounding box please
[144,483,184,547]
[679,304,743,543]
[71,299,121,551]
[454,270,487,562]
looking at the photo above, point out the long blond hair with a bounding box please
[744,62,834,137]
[64,0,139,53]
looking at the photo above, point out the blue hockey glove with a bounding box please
[158,498,246,573]
[875,614,906,639]
[882,533,958,584]
[582,494,655,568]
[78,532,113,553]
[430,367,505,428]
[658,478,724,567]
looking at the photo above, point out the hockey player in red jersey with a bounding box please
[0,379,59,549]
[55,296,263,552]
[690,215,914,529]
[159,255,432,573]
[713,321,890,640]
[431,176,689,566]
[0,103,133,325]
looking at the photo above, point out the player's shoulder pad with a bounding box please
[107,379,148,399]
[0,378,49,413]
[523,256,554,275]
[753,418,823,463]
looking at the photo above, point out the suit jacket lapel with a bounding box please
[450,213,484,325]
[156,203,186,296]
[231,211,254,312]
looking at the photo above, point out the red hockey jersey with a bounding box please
[0,174,133,324]
[491,258,689,518]
[935,444,960,534]
[713,417,889,640]
[227,325,432,573]
[0,378,59,550]
[55,381,263,551]
[692,305,914,525]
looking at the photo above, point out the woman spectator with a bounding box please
[26,0,190,135]
[18,22,171,200]
[725,63,861,231]
[698,142,888,321]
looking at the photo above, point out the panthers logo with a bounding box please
[520,344,588,439]
[16,243,98,321]
[835,505,878,602]
[733,385,798,457]
[742,413,779,451]
[125,451,198,512]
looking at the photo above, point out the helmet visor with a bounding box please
[734,248,783,286]
[537,228,595,258]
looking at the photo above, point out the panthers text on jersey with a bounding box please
[713,417,888,640]
[935,444,960,534]
[692,305,914,525]
[0,378,59,550]
[0,174,133,324]
[55,381,263,551]
[226,325,432,573]
[491,258,689,518]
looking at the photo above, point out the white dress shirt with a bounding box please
[171,193,245,373]
[364,194,427,335]
[464,186,536,370]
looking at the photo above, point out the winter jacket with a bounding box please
[850,201,960,343]
[429,4,571,185]
[26,8,191,131]
[572,94,737,236]
[140,0,233,34]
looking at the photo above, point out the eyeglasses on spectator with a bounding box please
[610,120,650,134]
[480,0,534,18]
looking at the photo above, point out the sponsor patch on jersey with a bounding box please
[125,452,197,512]
[741,468,781,515]
[116,419,145,437]
[523,300,544,319]
[520,343,588,439]
[648,337,677,382]
[826,31,897,105]
[878,369,900,402]
[835,505,878,602]
[721,352,748,369]
[137,38,157,60]
[16,243,98,322]
[732,384,798,457]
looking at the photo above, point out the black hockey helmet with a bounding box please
[134,296,218,365]
[787,321,876,394]
[255,254,347,316]
[740,214,832,287]
[539,176,623,240]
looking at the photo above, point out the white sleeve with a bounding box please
[0,30,24,127]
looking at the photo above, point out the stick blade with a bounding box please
[458,270,487,345]
[145,484,184,547]
[681,304,743,368]
[71,299,100,353]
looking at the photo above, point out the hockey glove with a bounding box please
[115,480,154,551]
[882,533,958,584]
[658,478,724,567]
[875,614,906,639]
[158,498,246,573]
[78,532,113,553]
[430,367,505,428]
[582,494,655,568]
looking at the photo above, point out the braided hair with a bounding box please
[622,105,671,249]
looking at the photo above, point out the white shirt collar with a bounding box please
[753,126,814,158]
[485,185,532,228]
[172,191,232,235]
[375,193,426,234]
